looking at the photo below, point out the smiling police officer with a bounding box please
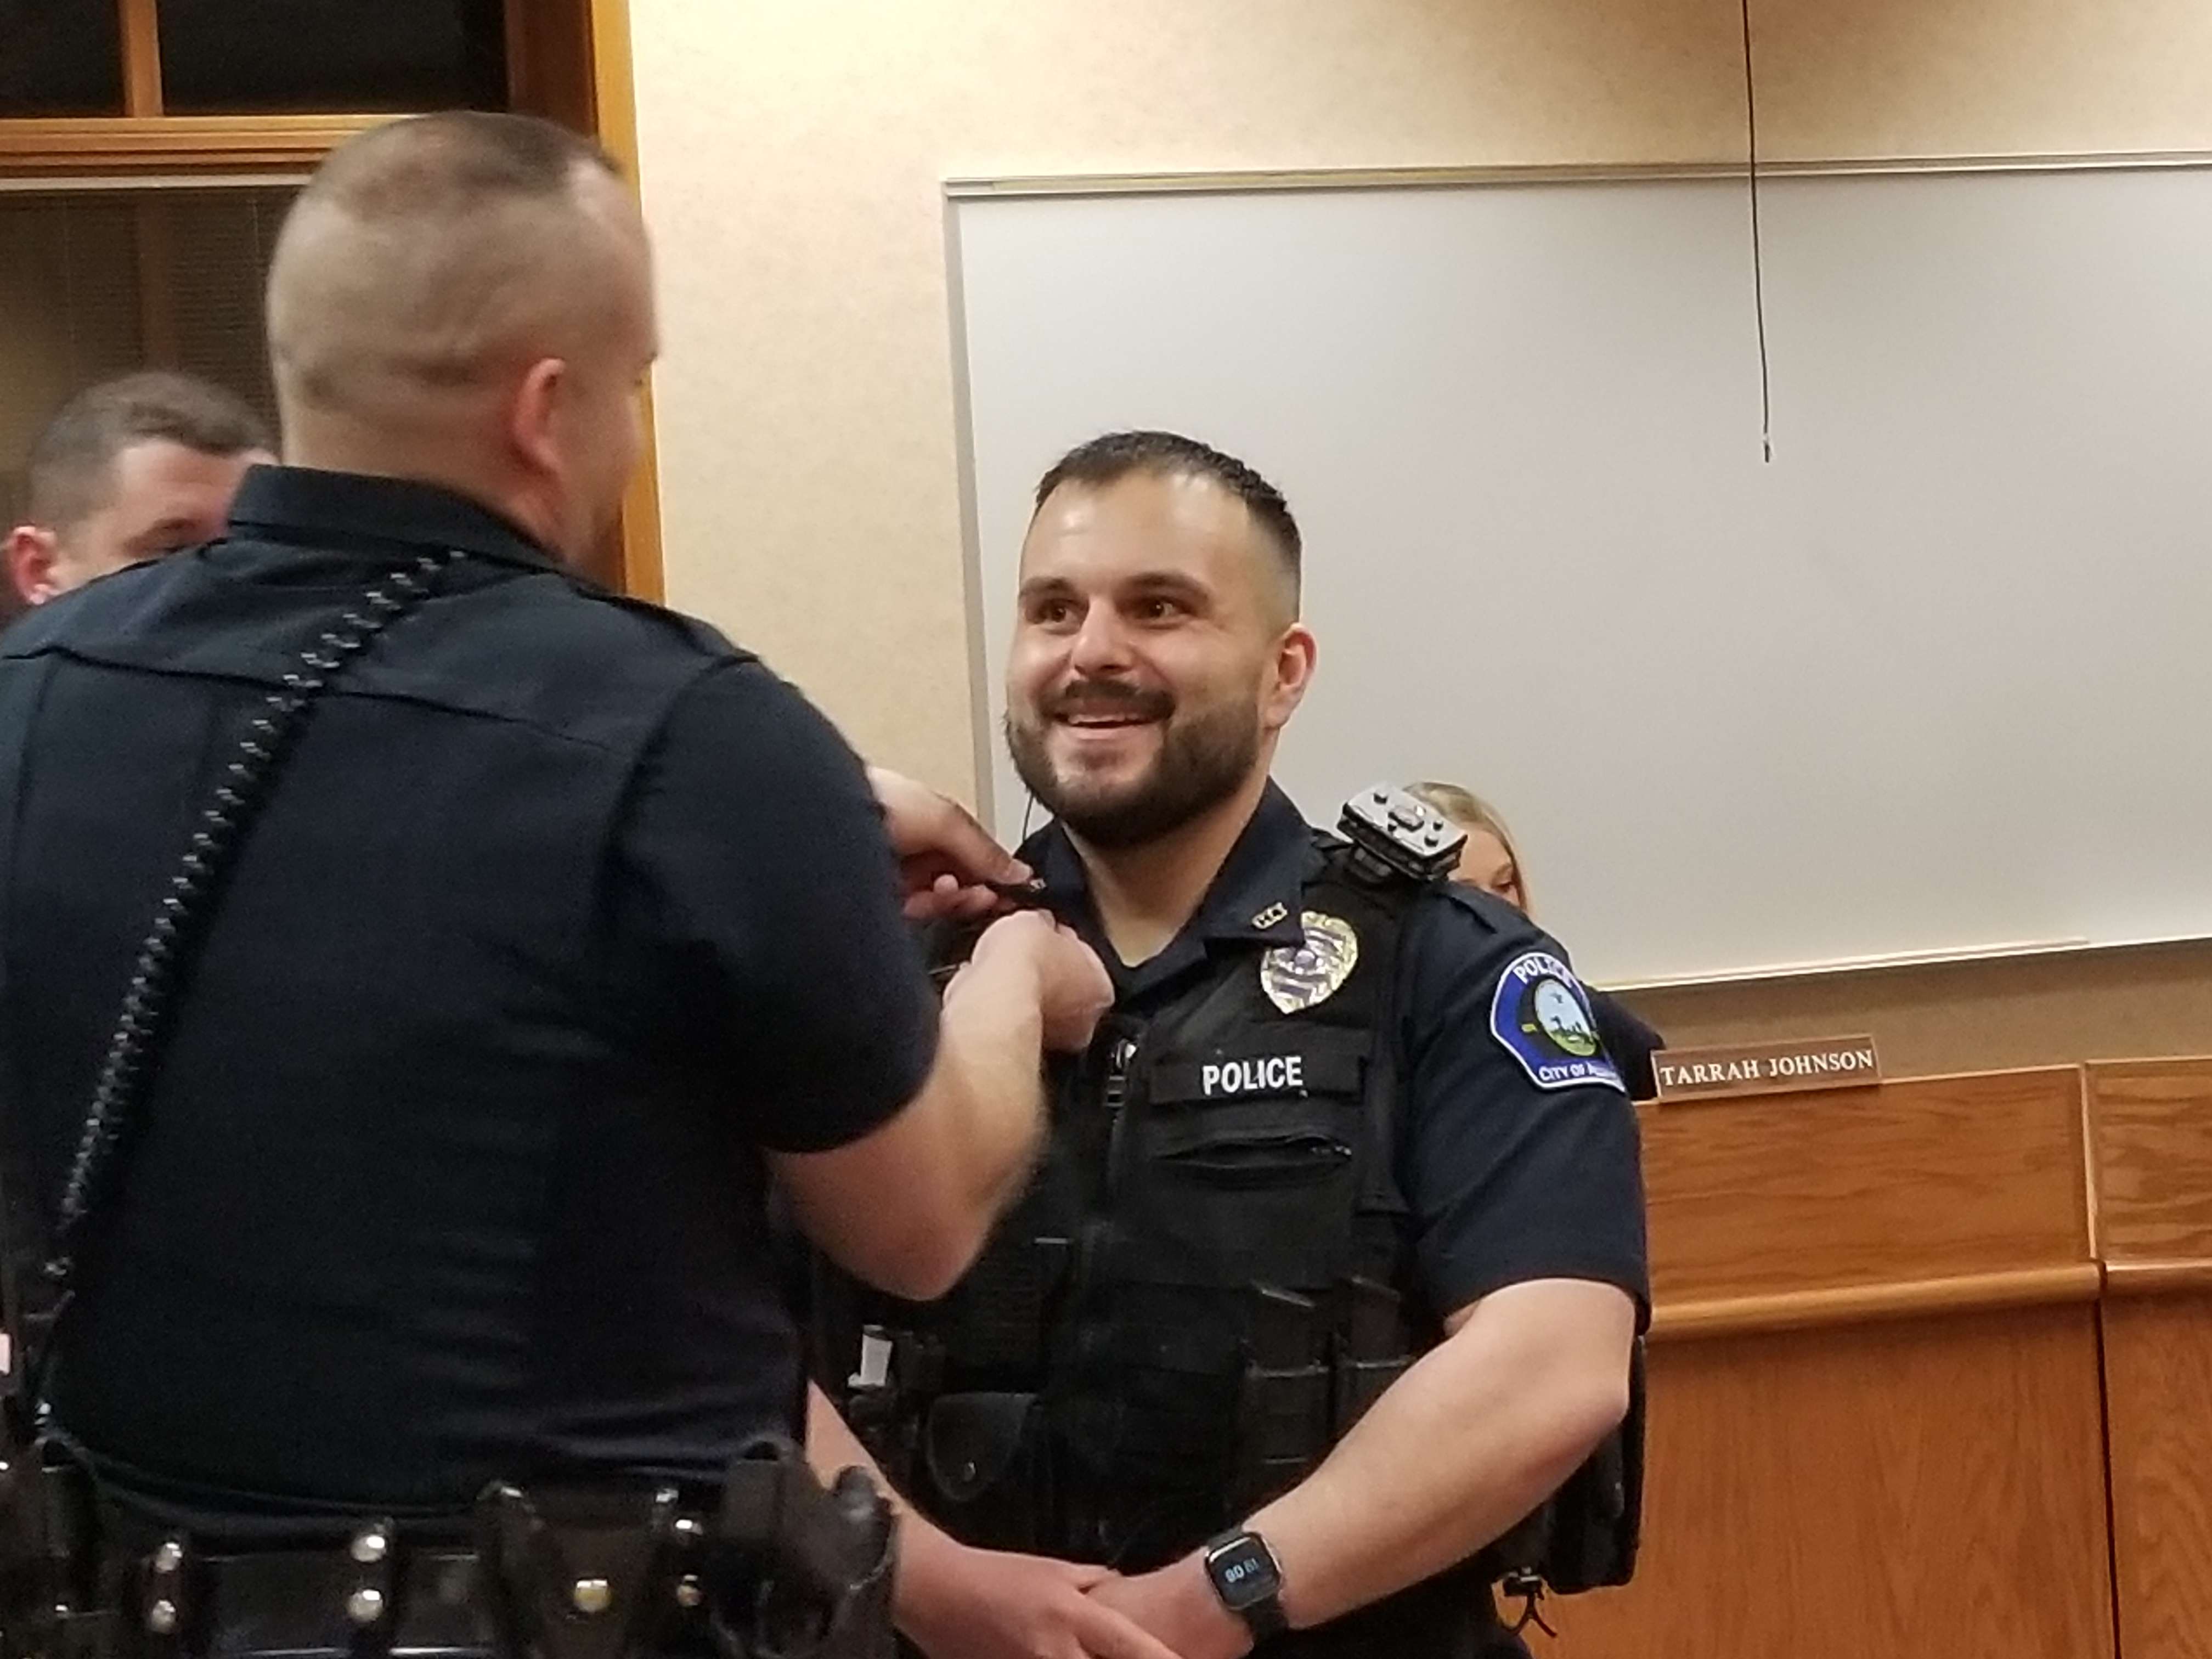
[811,431,1649,1659]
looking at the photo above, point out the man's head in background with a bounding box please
[5,371,274,608]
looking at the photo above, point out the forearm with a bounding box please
[802,1384,1001,1635]
[804,1389,960,1596]
[928,949,1050,1221]
[1249,1281,1634,1629]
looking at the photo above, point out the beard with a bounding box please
[1006,681,1263,849]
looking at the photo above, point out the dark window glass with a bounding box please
[159,0,507,114]
[0,185,293,536]
[0,0,125,116]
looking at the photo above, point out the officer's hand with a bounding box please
[1086,1560,1252,1659]
[868,766,1031,922]
[898,1541,1183,1659]
[970,912,1113,1052]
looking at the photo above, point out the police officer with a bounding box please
[0,113,1110,1658]
[4,371,274,613]
[811,432,1648,1658]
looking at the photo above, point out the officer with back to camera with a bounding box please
[0,112,1111,1659]
[809,432,1649,1659]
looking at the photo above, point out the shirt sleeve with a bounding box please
[1393,900,1651,1325]
[1589,988,1664,1102]
[611,659,940,1153]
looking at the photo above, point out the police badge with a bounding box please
[1260,912,1359,1014]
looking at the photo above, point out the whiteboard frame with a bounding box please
[940,149,2212,989]
[947,150,2212,200]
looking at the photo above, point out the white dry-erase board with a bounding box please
[947,160,2212,987]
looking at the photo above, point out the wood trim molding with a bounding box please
[0,115,393,176]
[119,0,165,118]
[2103,1259,2212,1297]
[1651,1263,2103,1342]
[586,0,665,603]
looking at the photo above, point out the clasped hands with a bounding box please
[898,1530,1254,1659]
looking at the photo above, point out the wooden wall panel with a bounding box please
[1530,1305,2116,1659]
[2090,1056,2212,1276]
[1620,938,2212,1085]
[2104,1294,2212,1659]
[1643,1068,2090,1312]
[2089,1058,2212,1659]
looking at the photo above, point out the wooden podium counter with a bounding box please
[2090,1057,2212,1659]
[1531,1068,2115,1658]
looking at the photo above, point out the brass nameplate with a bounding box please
[1652,1035,1883,1102]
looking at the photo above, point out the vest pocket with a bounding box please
[1121,1096,1364,1288]
[1158,1127,1351,1187]
[920,1391,1046,1554]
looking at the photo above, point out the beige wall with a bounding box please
[628,0,2212,1072]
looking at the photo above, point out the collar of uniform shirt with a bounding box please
[223,464,567,577]
[1019,780,1319,997]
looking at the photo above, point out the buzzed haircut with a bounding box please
[26,371,271,531]
[268,111,623,413]
[297,110,617,224]
[1034,430,1302,612]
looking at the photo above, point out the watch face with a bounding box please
[1207,1536,1282,1609]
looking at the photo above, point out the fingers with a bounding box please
[871,766,1026,885]
[1067,1601,1184,1659]
[902,872,1004,923]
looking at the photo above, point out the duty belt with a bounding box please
[1,1437,894,1659]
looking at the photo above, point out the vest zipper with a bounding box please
[1101,1032,1139,1200]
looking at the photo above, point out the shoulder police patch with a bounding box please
[1260,911,1359,1014]
[1490,951,1626,1093]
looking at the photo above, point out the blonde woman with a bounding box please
[1407,782,1664,1100]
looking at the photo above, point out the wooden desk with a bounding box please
[1533,1068,2113,1659]
[2090,1056,2212,1659]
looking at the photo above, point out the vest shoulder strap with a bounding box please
[1299,842,1442,1220]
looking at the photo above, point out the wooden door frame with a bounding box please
[0,0,664,602]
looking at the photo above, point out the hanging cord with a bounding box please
[28,549,467,1406]
[1742,0,1774,462]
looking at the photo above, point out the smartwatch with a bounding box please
[1201,1529,1288,1640]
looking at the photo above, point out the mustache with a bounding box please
[1045,680,1174,721]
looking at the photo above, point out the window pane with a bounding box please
[159,0,507,113]
[0,184,293,546]
[0,0,125,115]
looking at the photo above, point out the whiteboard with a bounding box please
[949,166,2212,986]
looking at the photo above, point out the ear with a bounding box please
[5,525,61,607]
[505,357,569,480]
[1261,623,1318,732]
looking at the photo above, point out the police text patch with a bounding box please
[1489,951,1626,1094]
[1150,1049,1364,1105]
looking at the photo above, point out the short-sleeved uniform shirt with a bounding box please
[0,467,939,1526]
[1021,785,1648,1324]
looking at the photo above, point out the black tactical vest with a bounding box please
[822,840,1561,1654]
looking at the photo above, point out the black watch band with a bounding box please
[1202,1529,1288,1640]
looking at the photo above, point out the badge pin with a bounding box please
[1260,912,1360,1013]
[1250,901,1290,930]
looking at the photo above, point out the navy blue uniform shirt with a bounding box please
[1022,785,1649,1324]
[0,467,939,1527]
